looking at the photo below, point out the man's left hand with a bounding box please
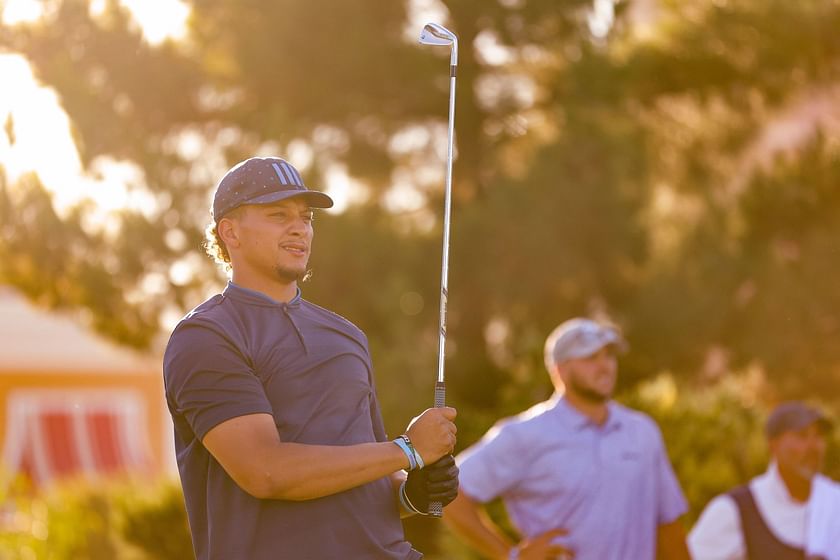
[404,454,459,513]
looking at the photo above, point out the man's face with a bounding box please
[556,346,618,403]
[226,198,314,283]
[770,423,827,482]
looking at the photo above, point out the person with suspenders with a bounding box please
[689,402,833,560]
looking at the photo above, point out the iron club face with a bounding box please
[419,23,458,65]
[419,23,454,45]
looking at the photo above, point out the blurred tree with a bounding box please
[594,0,840,396]
[0,170,161,347]
[5,0,840,556]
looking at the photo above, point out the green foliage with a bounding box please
[0,478,191,560]
[0,172,161,347]
[116,481,194,559]
[623,373,769,524]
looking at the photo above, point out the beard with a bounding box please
[566,375,612,404]
[274,263,310,283]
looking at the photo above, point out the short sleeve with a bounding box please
[164,321,273,441]
[456,422,524,503]
[652,428,689,524]
[688,494,744,560]
[368,387,388,442]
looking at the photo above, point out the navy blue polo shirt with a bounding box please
[163,282,421,560]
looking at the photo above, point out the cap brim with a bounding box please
[245,189,334,209]
[767,410,833,439]
[564,332,627,361]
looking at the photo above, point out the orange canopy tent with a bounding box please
[0,287,168,485]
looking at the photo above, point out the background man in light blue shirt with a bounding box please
[445,318,690,560]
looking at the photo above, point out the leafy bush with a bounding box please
[0,477,191,560]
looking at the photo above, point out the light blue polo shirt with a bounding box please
[457,396,687,560]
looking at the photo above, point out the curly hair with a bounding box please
[204,220,232,272]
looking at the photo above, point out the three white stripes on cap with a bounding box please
[272,161,304,188]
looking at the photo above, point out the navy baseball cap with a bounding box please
[212,157,334,221]
[544,318,627,371]
[765,402,831,439]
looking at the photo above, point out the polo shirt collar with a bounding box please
[224,281,302,307]
[553,395,623,432]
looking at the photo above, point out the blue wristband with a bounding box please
[401,434,425,469]
[393,436,417,471]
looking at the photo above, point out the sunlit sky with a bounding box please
[0,0,192,219]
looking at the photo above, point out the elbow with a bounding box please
[237,471,308,501]
[236,470,280,500]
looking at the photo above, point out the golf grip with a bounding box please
[428,381,446,517]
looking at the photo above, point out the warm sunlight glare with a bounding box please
[3,0,190,44]
[0,1,191,221]
[90,0,190,45]
[1,0,43,25]
[0,54,133,217]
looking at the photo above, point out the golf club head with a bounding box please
[419,22,458,65]
[419,23,455,46]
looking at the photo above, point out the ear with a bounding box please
[217,216,241,249]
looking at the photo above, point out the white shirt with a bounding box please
[807,475,840,560]
[688,462,808,560]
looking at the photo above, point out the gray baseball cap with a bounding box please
[544,318,626,371]
[212,156,334,221]
[765,402,831,439]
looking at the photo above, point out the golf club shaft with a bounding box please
[429,61,457,520]
[436,67,456,388]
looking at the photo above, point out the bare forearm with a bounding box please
[203,411,456,502]
[256,440,409,500]
[444,491,514,560]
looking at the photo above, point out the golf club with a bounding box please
[418,21,458,519]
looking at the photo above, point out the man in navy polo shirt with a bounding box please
[445,318,690,560]
[163,157,459,559]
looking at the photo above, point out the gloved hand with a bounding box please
[404,454,459,514]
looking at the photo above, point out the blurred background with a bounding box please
[1,0,840,558]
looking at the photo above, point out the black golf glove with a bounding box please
[404,454,459,514]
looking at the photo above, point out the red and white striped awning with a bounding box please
[2,390,153,485]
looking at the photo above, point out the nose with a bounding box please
[288,216,311,237]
